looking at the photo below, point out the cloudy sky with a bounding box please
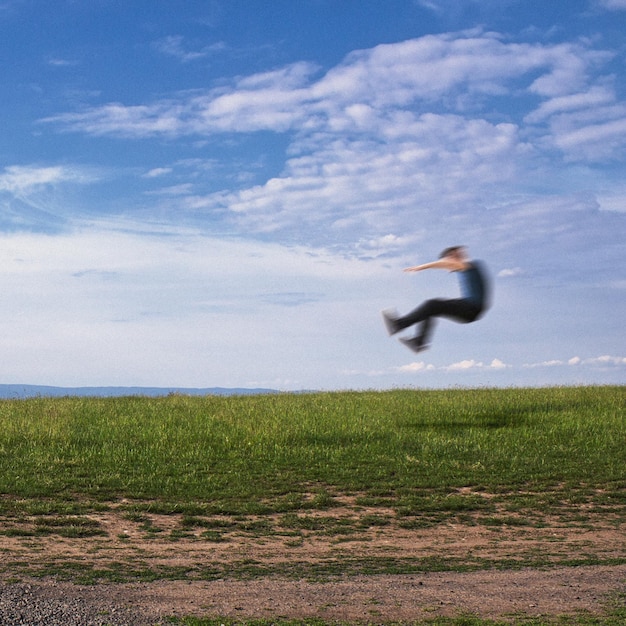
[1,0,625,391]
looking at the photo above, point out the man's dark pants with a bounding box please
[396,298,482,345]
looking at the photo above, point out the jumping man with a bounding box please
[382,246,490,353]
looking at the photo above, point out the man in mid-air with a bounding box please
[382,246,490,353]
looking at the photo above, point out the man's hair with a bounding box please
[439,245,465,258]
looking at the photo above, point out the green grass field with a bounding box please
[0,385,624,625]
[0,386,623,511]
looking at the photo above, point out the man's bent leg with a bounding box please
[393,298,445,348]
[397,298,480,344]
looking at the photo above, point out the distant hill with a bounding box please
[0,384,278,399]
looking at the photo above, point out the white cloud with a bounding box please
[0,165,88,194]
[497,267,524,278]
[44,60,317,137]
[44,32,612,144]
[523,355,626,369]
[46,57,78,67]
[0,165,98,232]
[582,355,626,366]
[354,233,424,259]
[597,186,626,212]
[445,359,483,371]
[143,167,173,178]
[392,358,508,375]
[525,85,616,124]
[523,359,567,368]
[596,0,626,10]
[38,31,626,259]
[146,183,195,197]
[0,224,392,387]
[193,112,530,245]
[396,361,431,373]
[153,35,226,62]
[17,29,625,390]
[550,110,626,161]
[490,358,508,369]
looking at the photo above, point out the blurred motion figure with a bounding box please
[382,246,491,353]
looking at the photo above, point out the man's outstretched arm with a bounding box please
[403,257,467,273]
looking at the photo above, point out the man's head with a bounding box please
[439,245,467,260]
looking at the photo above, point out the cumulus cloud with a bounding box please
[392,358,508,375]
[44,60,318,137]
[445,359,483,371]
[524,84,616,124]
[37,30,626,270]
[396,361,433,373]
[44,32,618,152]
[391,354,625,378]
[490,358,508,369]
[546,104,626,161]
[21,29,625,390]
[498,268,524,278]
[524,355,626,369]
[581,355,626,366]
[34,34,624,248]
[524,359,565,368]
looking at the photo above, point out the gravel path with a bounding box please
[0,581,149,626]
[1,502,624,624]
[1,565,625,625]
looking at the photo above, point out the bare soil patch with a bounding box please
[1,498,625,623]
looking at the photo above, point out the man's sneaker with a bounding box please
[382,309,401,335]
[399,337,428,354]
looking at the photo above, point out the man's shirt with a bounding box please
[459,260,490,311]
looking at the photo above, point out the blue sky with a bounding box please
[0,0,625,390]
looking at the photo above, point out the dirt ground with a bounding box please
[1,500,625,623]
